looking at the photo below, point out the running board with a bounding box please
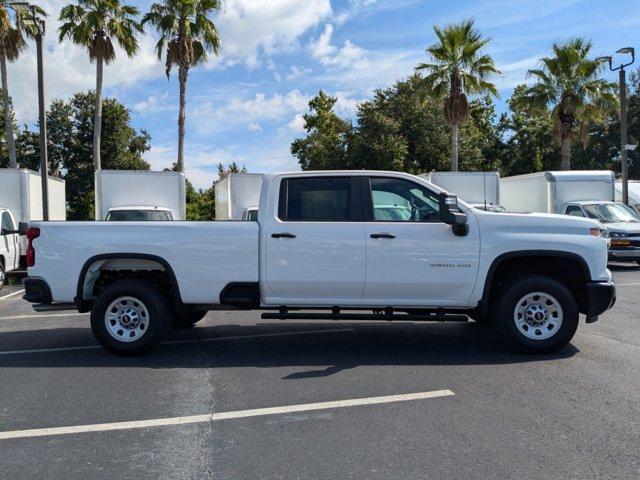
[261,311,469,322]
[32,303,77,312]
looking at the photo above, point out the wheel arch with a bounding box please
[479,250,591,315]
[75,253,182,312]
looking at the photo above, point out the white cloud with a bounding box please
[133,92,175,115]
[248,122,262,132]
[286,65,312,81]
[287,113,306,132]
[215,0,333,68]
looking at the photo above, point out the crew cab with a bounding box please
[23,171,616,356]
[1,207,21,291]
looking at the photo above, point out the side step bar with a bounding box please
[261,309,469,322]
[32,303,77,312]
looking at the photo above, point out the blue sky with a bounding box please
[9,0,640,188]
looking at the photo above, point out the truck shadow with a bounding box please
[0,321,579,374]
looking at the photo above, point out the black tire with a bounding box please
[171,310,207,329]
[0,262,5,292]
[90,280,168,356]
[495,275,579,354]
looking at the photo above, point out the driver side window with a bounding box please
[1,212,15,233]
[370,177,441,222]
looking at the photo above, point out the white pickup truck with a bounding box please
[23,171,616,356]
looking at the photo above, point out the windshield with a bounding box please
[106,210,173,221]
[583,203,640,223]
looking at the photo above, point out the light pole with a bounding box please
[597,48,635,205]
[11,2,48,220]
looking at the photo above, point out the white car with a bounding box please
[563,201,640,264]
[0,207,21,291]
[24,170,615,355]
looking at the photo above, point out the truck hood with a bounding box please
[474,209,602,235]
[603,221,640,234]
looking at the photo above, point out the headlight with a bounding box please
[608,231,628,238]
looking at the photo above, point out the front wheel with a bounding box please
[0,263,5,292]
[90,280,168,356]
[495,275,579,354]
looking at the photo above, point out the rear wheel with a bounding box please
[90,280,168,356]
[0,263,5,292]
[495,275,579,354]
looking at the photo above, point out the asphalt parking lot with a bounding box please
[0,265,639,480]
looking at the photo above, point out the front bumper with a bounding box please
[585,281,616,319]
[608,247,640,262]
[22,277,52,304]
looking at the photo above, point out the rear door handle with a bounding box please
[370,233,396,239]
[271,232,297,239]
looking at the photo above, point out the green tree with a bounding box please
[0,2,45,168]
[217,161,247,180]
[515,38,618,170]
[291,90,351,170]
[416,19,500,171]
[143,0,222,172]
[29,92,150,219]
[184,179,215,220]
[59,0,142,182]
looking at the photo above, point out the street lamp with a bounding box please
[596,47,636,205]
[10,2,49,220]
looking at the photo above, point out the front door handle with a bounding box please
[271,232,297,239]
[370,233,396,239]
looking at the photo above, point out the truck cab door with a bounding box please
[263,176,366,304]
[361,176,480,306]
[1,211,19,271]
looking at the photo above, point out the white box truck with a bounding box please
[0,168,66,224]
[215,173,263,220]
[615,181,640,214]
[420,172,502,211]
[501,171,640,263]
[0,168,66,267]
[95,170,186,221]
[500,171,615,214]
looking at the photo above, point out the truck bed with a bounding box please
[29,221,259,304]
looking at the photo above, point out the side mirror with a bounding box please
[18,222,28,235]
[439,193,469,236]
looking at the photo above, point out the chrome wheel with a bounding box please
[513,291,563,340]
[104,296,150,342]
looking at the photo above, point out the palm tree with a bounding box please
[416,19,500,171]
[517,38,618,170]
[0,2,45,168]
[143,0,221,172]
[59,0,142,174]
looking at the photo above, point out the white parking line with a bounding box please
[0,289,24,301]
[0,389,454,440]
[616,282,640,286]
[0,328,355,356]
[0,312,89,320]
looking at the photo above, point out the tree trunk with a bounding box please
[560,134,571,170]
[177,65,188,173]
[450,122,459,172]
[93,56,104,172]
[1,52,17,169]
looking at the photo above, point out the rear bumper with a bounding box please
[585,281,616,318]
[22,277,52,304]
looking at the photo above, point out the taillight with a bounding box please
[26,227,40,268]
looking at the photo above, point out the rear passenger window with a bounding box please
[279,177,352,221]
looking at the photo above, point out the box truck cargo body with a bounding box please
[615,181,640,214]
[215,174,263,220]
[501,171,615,214]
[0,168,66,223]
[420,172,500,208]
[96,170,186,221]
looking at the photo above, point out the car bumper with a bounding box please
[608,247,640,262]
[585,281,616,320]
[22,277,52,304]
